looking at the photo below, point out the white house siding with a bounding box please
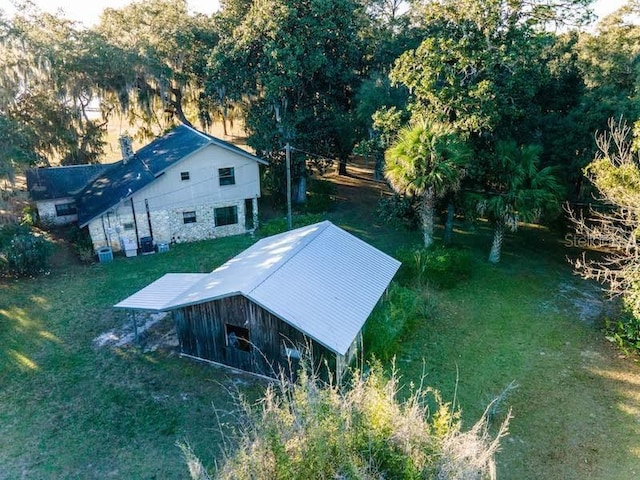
[36,198,78,225]
[87,144,261,252]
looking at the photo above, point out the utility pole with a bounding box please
[285,141,293,230]
[275,98,293,230]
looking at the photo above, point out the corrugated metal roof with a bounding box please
[114,221,400,355]
[114,273,208,311]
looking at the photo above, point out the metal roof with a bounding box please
[114,273,207,311]
[114,221,400,356]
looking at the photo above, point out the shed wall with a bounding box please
[174,295,336,378]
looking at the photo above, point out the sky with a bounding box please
[0,0,630,26]
[0,0,221,26]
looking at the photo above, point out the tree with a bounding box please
[568,118,640,320]
[564,1,640,197]
[96,0,218,134]
[0,8,114,173]
[207,0,365,202]
[476,140,562,263]
[385,122,470,248]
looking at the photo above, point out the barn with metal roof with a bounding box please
[115,221,400,378]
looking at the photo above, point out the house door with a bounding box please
[245,198,254,230]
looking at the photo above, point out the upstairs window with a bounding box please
[215,206,238,226]
[180,171,190,181]
[183,211,197,224]
[219,167,235,186]
[55,202,76,216]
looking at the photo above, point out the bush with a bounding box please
[376,193,419,230]
[605,313,640,355]
[68,225,95,263]
[364,284,432,361]
[395,246,473,290]
[258,213,326,237]
[185,361,510,480]
[0,224,53,277]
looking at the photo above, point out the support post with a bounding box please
[133,311,138,346]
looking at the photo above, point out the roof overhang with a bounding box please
[114,273,208,312]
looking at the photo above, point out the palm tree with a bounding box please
[479,140,562,263]
[385,122,470,248]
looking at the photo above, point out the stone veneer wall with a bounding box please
[88,198,258,252]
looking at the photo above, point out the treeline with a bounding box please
[2,0,639,219]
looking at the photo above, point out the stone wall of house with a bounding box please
[37,199,78,226]
[88,198,257,252]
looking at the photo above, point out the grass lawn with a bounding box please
[2,168,640,478]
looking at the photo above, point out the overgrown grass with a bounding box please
[364,284,433,361]
[205,361,509,480]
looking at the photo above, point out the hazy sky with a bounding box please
[0,0,629,27]
[0,1,221,26]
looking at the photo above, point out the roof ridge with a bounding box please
[244,221,332,295]
[184,123,215,143]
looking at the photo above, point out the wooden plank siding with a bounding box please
[174,295,342,379]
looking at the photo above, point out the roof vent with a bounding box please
[119,134,134,164]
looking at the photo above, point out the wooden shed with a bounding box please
[114,221,400,379]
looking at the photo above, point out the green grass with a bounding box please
[393,225,640,479]
[2,176,640,478]
[0,235,261,478]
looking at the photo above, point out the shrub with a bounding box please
[0,224,53,277]
[302,192,335,214]
[20,204,39,226]
[68,225,95,263]
[376,193,419,230]
[364,284,432,361]
[184,362,510,480]
[259,213,326,237]
[395,246,473,290]
[605,314,640,355]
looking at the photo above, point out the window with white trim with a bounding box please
[218,167,235,186]
[183,211,197,224]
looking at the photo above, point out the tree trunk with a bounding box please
[374,152,383,181]
[488,221,504,264]
[420,188,435,248]
[443,201,455,246]
[338,156,348,175]
[221,114,228,136]
[170,86,193,128]
[293,174,307,204]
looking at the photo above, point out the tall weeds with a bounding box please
[185,361,510,480]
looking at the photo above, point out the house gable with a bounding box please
[76,124,266,228]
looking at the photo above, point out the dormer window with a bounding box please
[219,167,235,186]
[180,171,190,181]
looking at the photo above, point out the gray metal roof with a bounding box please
[114,221,400,356]
[114,274,207,311]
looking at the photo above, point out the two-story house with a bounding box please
[27,125,267,253]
